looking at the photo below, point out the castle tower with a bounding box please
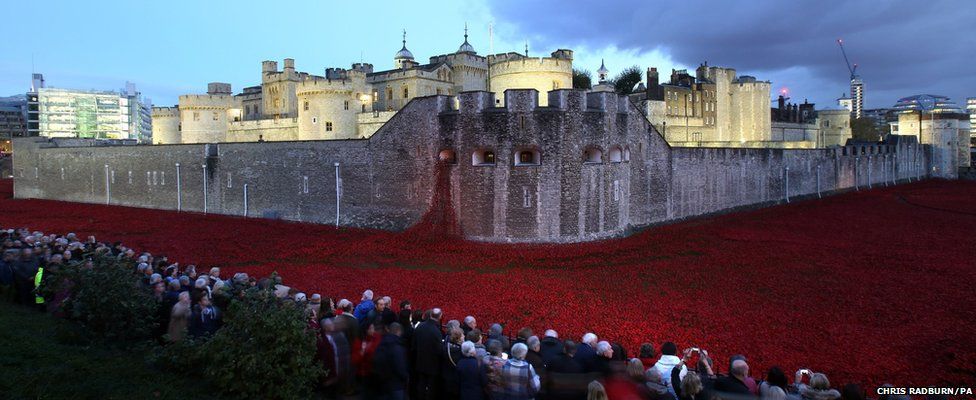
[261,59,300,118]
[394,30,415,69]
[178,93,235,143]
[150,106,181,144]
[488,49,573,106]
[296,69,372,140]
[593,60,614,92]
[457,23,475,54]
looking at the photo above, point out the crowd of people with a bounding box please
[0,226,937,400]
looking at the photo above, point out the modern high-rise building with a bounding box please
[26,74,151,141]
[850,78,864,119]
[967,97,975,138]
[122,82,153,143]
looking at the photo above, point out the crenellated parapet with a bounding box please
[178,94,236,110]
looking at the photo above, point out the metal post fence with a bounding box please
[816,165,821,198]
[784,166,790,203]
[176,163,182,211]
[104,164,110,204]
[202,164,208,214]
[334,162,341,227]
[243,184,249,217]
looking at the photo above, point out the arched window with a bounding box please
[514,149,541,166]
[583,147,603,164]
[438,149,457,164]
[472,149,496,166]
[608,146,623,163]
[403,87,409,99]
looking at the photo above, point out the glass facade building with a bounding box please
[32,88,132,139]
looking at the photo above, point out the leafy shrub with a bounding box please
[157,290,323,399]
[54,256,159,342]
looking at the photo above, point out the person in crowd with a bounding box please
[586,341,613,376]
[373,322,409,400]
[441,326,465,400]
[760,367,791,398]
[398,300,413,328]
[797,372,841,400]
[514,327,534,347]
[587,380,608,400]
[840,384,866,400]
[306,293,322,319]
[457,340,488,400]
[336,299,360,342]
[484,339,508,400]
[488,323,511,351]
[167,291,192,342]
[653,342,686,396]
[525,335,545,374]
[645,368,676,400]
[539,330,562,363]
[318,318,342,395]
[500,343,541,400]
[466,329,487,360]
[575,333,599,372]
[188,294,221,337]
[639,343,657,369]
[379,296,397,326]
[358,321,384,396]
[714,359,753,397]
[12,248,39,306]
[354,289,375,321]
[545,339,586,400]
[676,373,705,400]
[412,307,443,400]
[463,315,477,335]
[729,354,759,394]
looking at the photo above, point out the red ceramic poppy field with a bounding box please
[2,178,974,388]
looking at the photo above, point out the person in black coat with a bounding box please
[440,327,464,400]
[457,341,488,400]
[412,308,444,400]
[545,340,587,400]
[539,330,563,365]
[713,359,753,398]
[574,333,599,374]
[373,323,410,400]
[188,295,221,337]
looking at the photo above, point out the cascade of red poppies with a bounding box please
[404,161,461,239]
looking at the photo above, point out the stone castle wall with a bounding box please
[12,90,939,243]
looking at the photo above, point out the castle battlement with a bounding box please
[488,56,573,75]
[178,94,236,109]
[296,76,365,95]
[451,89,632,115]
[151,106,179,117]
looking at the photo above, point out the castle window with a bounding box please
[387,88,393,101]
[325,122,333,132]
[438,149,457,164]
[245,105,250,115]
[372,90,378,102]
[403,87,409,99]
[553,81,560,90]
[472,150,496,166]
[436,88,442,95]
[514,149,541,166]
[362,104,366,112]
[312,117,317,124]
[212,111,219,121]
[304,101,309,111]
[583,147,603,164]
[344,100,349,110]
[609,146,623,163]
[623,147,631,162]
[193,112,200,121]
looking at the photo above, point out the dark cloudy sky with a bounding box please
[1,0,972,110]
[487,0,975,109]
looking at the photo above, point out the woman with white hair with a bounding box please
[457,340,488,400]
[797,371,841,400]
[499,342,541,400]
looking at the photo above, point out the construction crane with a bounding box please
[837,38,863,118]
[837,39,858,81]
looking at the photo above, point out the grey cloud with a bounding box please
[488,0,975,108]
